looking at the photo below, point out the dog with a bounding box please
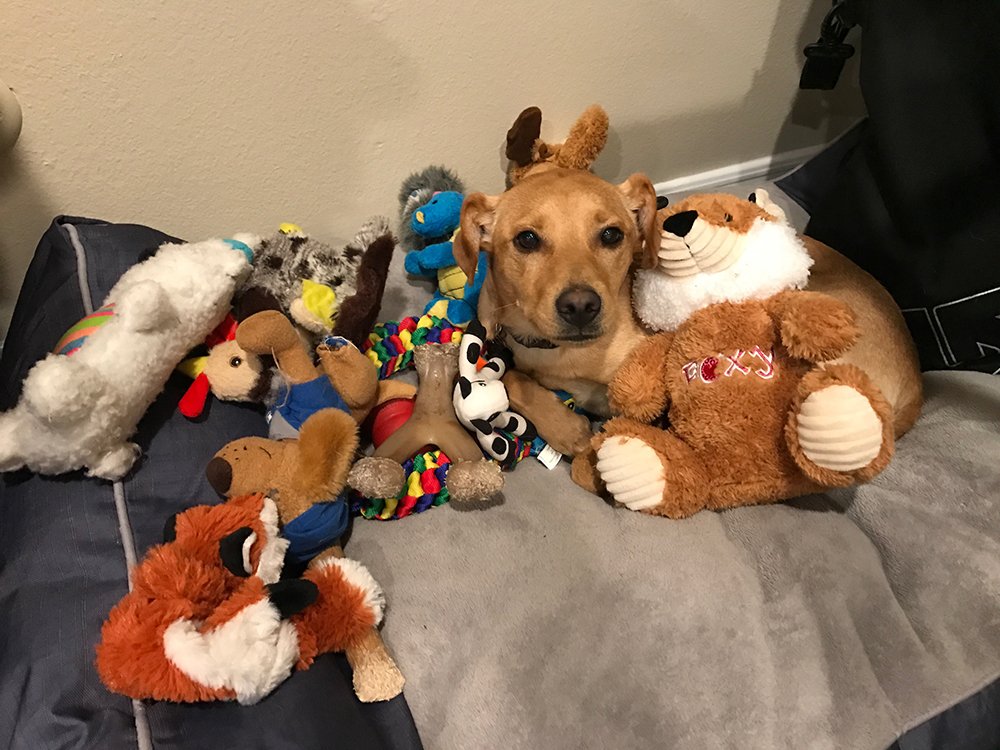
[453,167,660,456]
[453,168,923,461]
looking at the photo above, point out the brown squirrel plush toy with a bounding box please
[586,191,897,518]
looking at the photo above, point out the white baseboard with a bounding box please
[652,144,822,197]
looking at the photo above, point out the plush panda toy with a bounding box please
[453,320,535,467]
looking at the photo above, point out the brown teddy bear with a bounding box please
[205,310,409,702]
[585,191,898,518]
[504,104,609,185]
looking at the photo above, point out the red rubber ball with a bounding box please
[370,397,416,447]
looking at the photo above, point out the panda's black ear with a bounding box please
[458,376,472,400]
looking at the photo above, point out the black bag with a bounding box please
[778,0,1000,374]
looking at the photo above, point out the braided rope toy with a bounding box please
[354,314,574,520]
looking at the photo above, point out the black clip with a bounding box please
[799,0,859,90]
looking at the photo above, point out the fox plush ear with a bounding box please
[618,173,660,270]
[455,193,500,280]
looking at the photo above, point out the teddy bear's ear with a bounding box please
[506,106,542,166]
[617,173,660,270]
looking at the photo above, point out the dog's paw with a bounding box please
[596,436,666,511]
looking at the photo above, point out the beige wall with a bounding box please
[0,0,862,337]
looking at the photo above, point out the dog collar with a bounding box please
[500,326,560,350]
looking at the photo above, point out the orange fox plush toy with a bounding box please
[96,493,384,705]
[584,191,897,519]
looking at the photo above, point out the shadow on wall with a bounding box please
[770,0,864,158]
[592,0,863,184]
[0,147,56,337]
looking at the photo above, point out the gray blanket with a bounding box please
[353,189,1000,749]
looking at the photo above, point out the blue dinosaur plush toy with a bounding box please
[403,190,485,325]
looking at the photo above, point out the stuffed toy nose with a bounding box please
[415,211,425,224]
[206,457,233,496]
[662,210,698,237]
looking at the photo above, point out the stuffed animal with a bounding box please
[236,218,388,337]
[204,310,409,701]
[398,165,465,255]
[349,341,504,503]
[402,188,486,326]
[96,492,385,705]
[584,191,895,518]
[0,235,256,480]
[504,104,609,185]
[453,319,535,467]
[177,219,396,418]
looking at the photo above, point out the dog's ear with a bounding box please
[618,173,660,269]
[455,192,499,279]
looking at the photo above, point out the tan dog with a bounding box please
[454,167,660,455]
[454,171,922,464]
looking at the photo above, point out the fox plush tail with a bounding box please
[292,556,385,669]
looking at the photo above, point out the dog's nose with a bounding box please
[662,210,698,237]
[556,287,602,327]
[206,457,232,495]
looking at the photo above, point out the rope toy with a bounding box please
[351,450,451,520]
[364,314,462,379]
[354,315,579,520]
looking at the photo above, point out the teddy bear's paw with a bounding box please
[596,436,666,511]
[796,385,884,471]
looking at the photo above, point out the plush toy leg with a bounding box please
[570,445,602,494]
[786,363,894,486]
[424,295,450,319]
[22,354,105,423]
[88,442,141,481]
[445,298,475,326]
[317,342,379,418]
[594,418,710,519]
[115,279,177,332]
[236,310,316,383]
[503,370,592,456]
[306,548,403,703]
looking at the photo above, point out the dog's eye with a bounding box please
[724,213,733,223]
[229,356,242,368]
[514,230,541,251]
[599,226,624,247]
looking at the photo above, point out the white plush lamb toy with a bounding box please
[452,319,535,467]
[0,235,258,480]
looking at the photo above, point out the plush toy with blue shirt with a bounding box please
[403,189,486,326]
